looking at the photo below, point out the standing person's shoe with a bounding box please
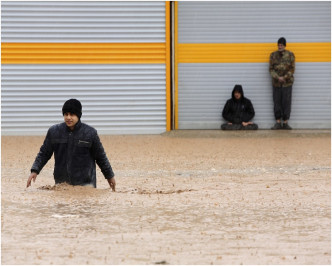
[271,123,282,130]
[283,123,292,130]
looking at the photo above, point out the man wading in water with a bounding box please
[26,99,116,190]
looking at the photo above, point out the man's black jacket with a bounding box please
[31,121,114,187]
[222,87,255,124]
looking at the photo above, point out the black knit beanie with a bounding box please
[62,99,82,119]
[278,37,286,46]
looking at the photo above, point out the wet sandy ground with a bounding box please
[1,130,331,264]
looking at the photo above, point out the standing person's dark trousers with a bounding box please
[273,86,292,121]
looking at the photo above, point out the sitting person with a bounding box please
[221,84,258,130]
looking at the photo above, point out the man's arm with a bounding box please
[269,53,279,80]
[242,99,255,122]
[222,100,234,123]
[284,52,295,81]
[27,130,53,188]
[91,133,115,191]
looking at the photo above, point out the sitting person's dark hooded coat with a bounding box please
[221,85,258,130]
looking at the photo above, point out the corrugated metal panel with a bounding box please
[178,63,331,129]
[178,1,330,43]
[2,64,166,135]
[177,2,331,129]
[1,1,167,135]
[1,1,165,42]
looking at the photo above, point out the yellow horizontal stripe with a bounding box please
[178,42,331,63]
[1,43,166,64]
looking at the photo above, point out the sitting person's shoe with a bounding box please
[283,123,292,130]
[271,122,282,130]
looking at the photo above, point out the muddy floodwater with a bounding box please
[1,130,331,264]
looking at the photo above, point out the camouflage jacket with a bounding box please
[269,50,295,87]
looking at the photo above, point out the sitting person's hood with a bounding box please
[232,84,244,102]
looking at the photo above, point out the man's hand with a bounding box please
[27,172,38,188]
[278,76,285,83]
[242,121,253,127]
[107,177,116,191]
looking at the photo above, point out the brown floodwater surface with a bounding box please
[1,130,331,264]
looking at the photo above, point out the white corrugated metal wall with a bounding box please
[176,1,331,129]
[1,1,168,135]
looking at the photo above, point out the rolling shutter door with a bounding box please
[176,1,331,129]
[2,1,168,135]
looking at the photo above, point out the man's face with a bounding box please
[234,91,242,100]
[64,112,79,129]
[278,43,285,52]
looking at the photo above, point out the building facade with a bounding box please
[1,1,331,135]
[2,1,171,135]
[175,1,331,129]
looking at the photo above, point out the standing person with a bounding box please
[26,99,116,190]
[221,84,258,130]
[269,37,295,130]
